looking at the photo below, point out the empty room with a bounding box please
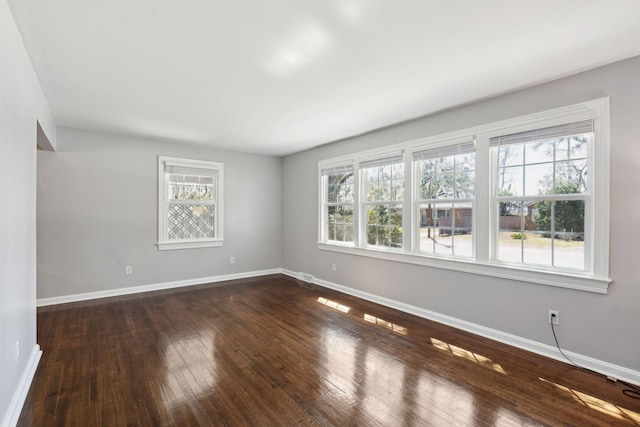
[2,0,640,426]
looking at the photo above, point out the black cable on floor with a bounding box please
[550,322,640,399]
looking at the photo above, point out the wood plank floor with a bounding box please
[19,274,640,426]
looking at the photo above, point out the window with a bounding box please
[492,121,591,272]
[157,156,223,250]
[361,155,404,249]
[414,140,475,258]
[321,164,355,245]
[318,99,610,293]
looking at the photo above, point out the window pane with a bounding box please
[419,203,453,255]
[523,230,551,266]
[365,162,404,203]
[326,206,336,240]
[434,234,453,255]
[453,233,472,257]
[455,171,475,198]
[328,184,337,203]
[326,205,353,243]
[367,181,379,202]
[453,202,473,258]
[498,145,523,167]
[524,210,551,266]
[498,166,523,196]
[167,203,215,240]
[525,140,554,164]
[168,174,215,201]
[392,163,404,179]
[497,201,523,263]
[556,136,589,161]
[418,153,475,201]
[524,162,554,196]
[553,200,585,270]
[381,164,392,180]
[335,224,345,242]
[555,160,587,193]
[344,224,354,242]
[437,173,455,199]
[367,225,378,246]
[379,180,392,200]
[366,204,402,249]
[498,198,586,271]
[393,179,404,201]
[455,153,475,171]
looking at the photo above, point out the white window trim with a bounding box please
[157,156,224,251]
[318,98,611,294]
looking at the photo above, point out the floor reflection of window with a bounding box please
[317,296,351,313]
[321,328,357,401]
[363,313,407,335]
[162,334,217,407]
[416,371,475,425]
[362,347,405,424]
[540,377,640,424]
[430,338,506,374]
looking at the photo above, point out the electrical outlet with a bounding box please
[230,257,235,265]
[548,310,560,325]
[15,340,20,362]
[332,263,336,272]
[125,266,133,275]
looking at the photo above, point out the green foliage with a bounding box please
[510,233,526,240]
[366,205,402,248]
[534,181,584,240]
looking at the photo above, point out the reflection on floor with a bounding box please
[317,296,351,313]
[540,377,640,425]
[430,337,507,375]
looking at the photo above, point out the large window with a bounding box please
[158,156,223,250]
[318,99,610,293]
[414,140,475,258]
[492,121,591,271]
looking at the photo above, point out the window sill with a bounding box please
[157,239,223,251]
[317,243,610,294]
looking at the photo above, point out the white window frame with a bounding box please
[412,137,476,260]
[319,161,356,247]
[318,98,610,294]
[157,156,224,251]
[359,153,405,251]
[489,120,592,274]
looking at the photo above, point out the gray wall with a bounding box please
[1,0,56,424]
[37,128,282,299]
[282,56,640,373]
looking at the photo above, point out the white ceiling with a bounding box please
[9,1,640,156]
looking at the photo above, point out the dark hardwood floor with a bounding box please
[18,274,640,426]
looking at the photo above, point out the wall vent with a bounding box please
[297,272,314,283]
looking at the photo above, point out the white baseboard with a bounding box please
[281,269,640,387]
[1,345,42,427]
[37,269,281,307]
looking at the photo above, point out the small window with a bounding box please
[157,156,223,250]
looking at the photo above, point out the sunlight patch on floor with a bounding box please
[430,337,507,374]
[539,377,640,424]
